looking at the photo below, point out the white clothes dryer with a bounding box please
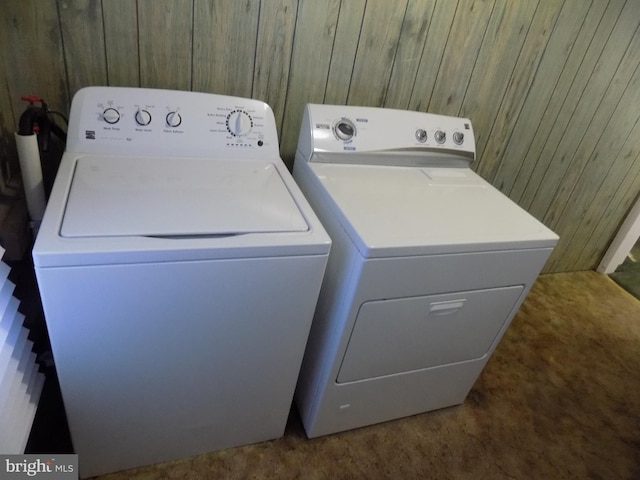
[32,87,330,477]
[293,104,558,438]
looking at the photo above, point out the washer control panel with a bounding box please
[67,87,279,158]
[299,104,475,166]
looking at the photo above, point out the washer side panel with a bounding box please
[35,254,326,477]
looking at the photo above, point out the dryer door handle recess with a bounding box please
[428,299,467,316]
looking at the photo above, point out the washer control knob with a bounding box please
[135,109,152,126]
[226,110,253,137]
[415,129,427,143]
[335,120,355,141]
[453,131,464,145]
[166,111,182,128]
[102,107,120,124]
[434,130,446,144]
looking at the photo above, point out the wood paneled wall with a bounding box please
[1,0,640,273]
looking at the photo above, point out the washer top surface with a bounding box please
[307,162,558,257]
[62,155,308,238]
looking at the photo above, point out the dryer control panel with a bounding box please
[67,87,280,158]
[298,104,475,167]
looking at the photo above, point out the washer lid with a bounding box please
[309,163,558,257]
[61,156,309,237]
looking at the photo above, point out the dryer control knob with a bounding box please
[434,130,446,144]
[102,107,120,124]
[135,109,152,126]
[226,110,253,137]
[415,129,427,143]
[335,120,355,141]
[166,111,182,128]
[453,131,464,145]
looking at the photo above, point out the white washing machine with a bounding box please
[293,104,558,438]
[32,87,330,477]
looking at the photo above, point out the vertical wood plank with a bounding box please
[408,0,458,112]
[138,0,193,91]
[192,0,259,97]
[528,1,640,225]
[0,54,18,184]
[253,0,298,132]
[474,1,563,180]
[324,0,367,105]
[102,0,140,87]
[279,0,341,163]
[383,0,436,110]
[58,0,108,97]
[572,120,640,270]
[500,0,614,203]
[1,0,640,274]
[579,151,640,271]
[0,0,67,187]
[544,48,640,271]
[459,0,539,156]
[515,0,627,210]
[427,0,496,116]
[0,0,68,112]
[557,116,640,272]
[346,0,408,106]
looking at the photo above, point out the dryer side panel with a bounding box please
[293,153,364,427]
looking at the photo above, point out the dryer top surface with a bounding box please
[307,162,558,257]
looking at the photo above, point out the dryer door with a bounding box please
[337,285,524,383]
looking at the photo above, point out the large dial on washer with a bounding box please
[226,110,253,137]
